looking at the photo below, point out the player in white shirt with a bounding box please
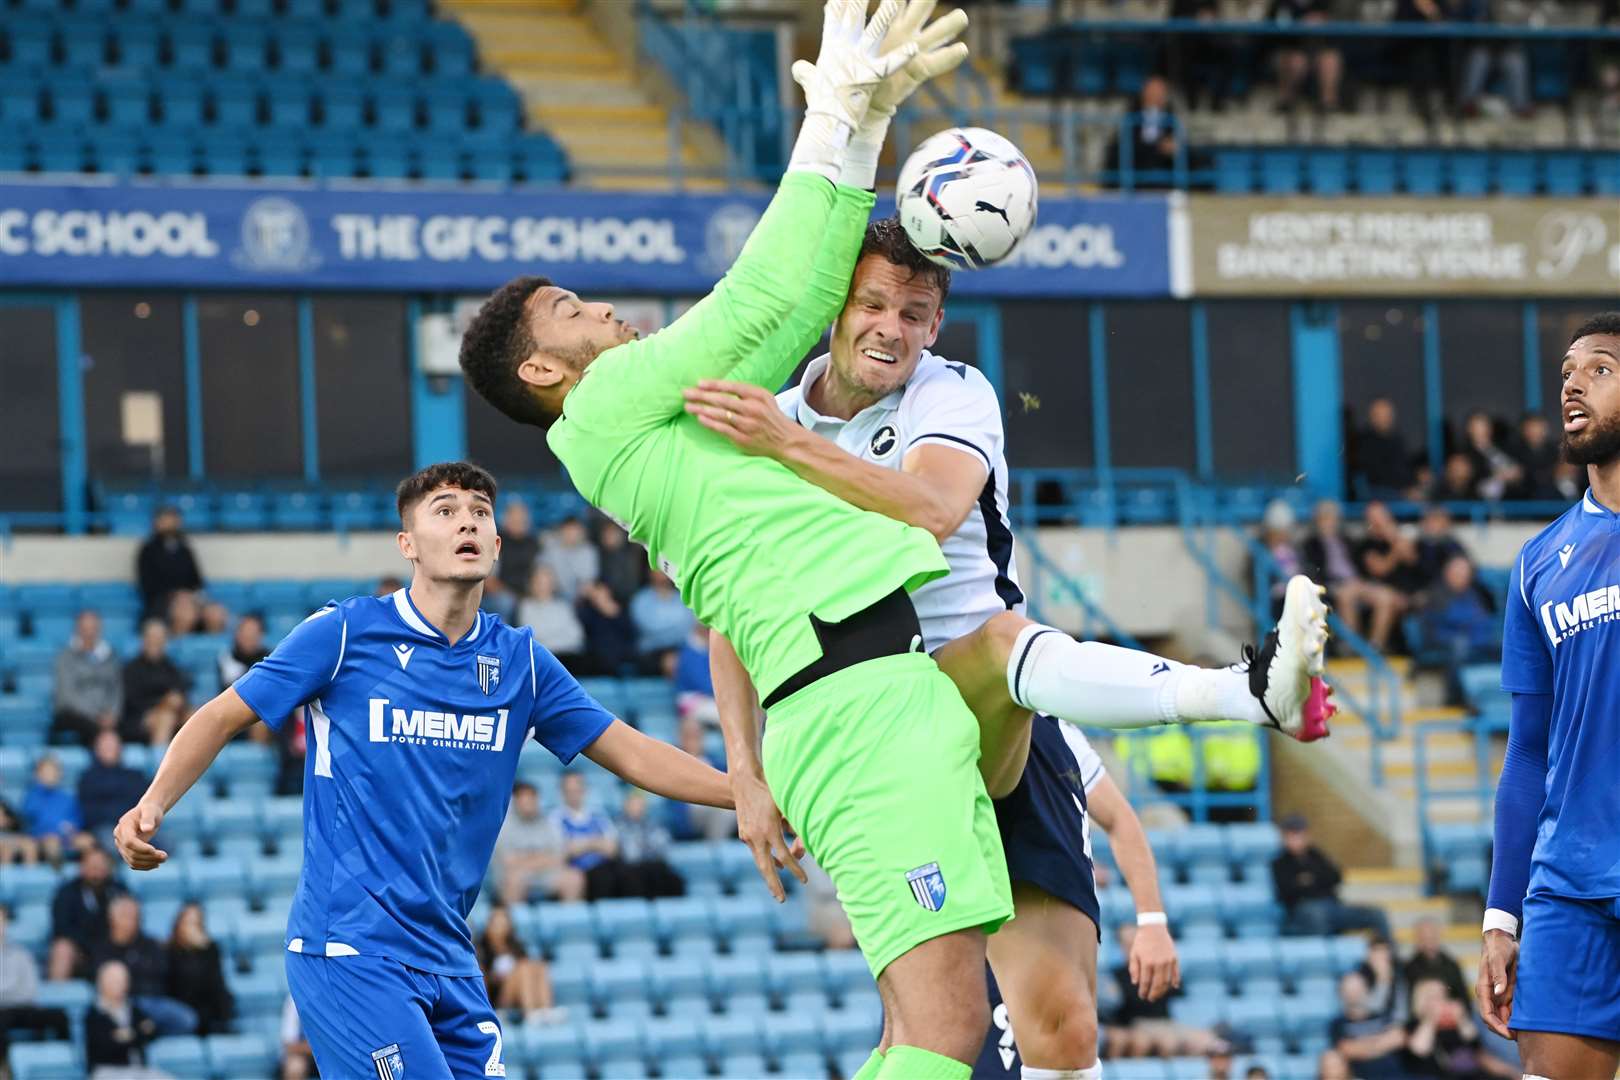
[694,218,1330,1080]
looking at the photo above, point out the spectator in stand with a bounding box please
[576,580,637,676]
[1259,501,1305,618]
[1592,59,1620,143]
[1456,0,1531,118]
[120,619,190,746]
[1105,75,1185,189]
[23,753,83,864]
[540,516,599,601]
[630,571,695,674]
[666,715,735,841]
[0,905,71,1062]
[1105,924,1224,1058]
[50,610,123,747]
[78,730,147,844]
[0,798,40,865]
[1415,505,1467,591]
[1394,0,1457,126]
[517,565,587,672]
[1168,0,1236,111]
[1358,937,1403,1020]
[1303,500,1405,652]
[494,781,584,904]
[1318,1049,1354,1080]
[92,896,197,1035]
[165,902,233,1036]
[1402,977,1518,1078]
[476,905,563,1025]
[1272,814,1393,938]
[273,704,306,797]
[595,518,647,606]
[217,613,269,688]
[1460,412,1524,502]
[1404,918,1471,1010]
[673,624,720,725]
[86,960,158,1076]
[1436,452,1479,502]
[136,506,203,622]
[1358,501,1424,615]
[614,789,686,899]
[485,497,539,621]
[1268,0,1342,112]
[552,772,625,901]
[1331,970,1408,1080]
[1511,413,1560,500]
[165,589,203,638]
[1552,460,1584,501]
[1420,555,1501,677]
[375,575,404,597]
[1353,399,1416,498]
[48,845,127,980]
[199,600,230,636]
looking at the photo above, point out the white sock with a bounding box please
[1006,624,1266,729]
[1022,1065,1101,1080]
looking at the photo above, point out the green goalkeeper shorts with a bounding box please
[761,651,1014,979]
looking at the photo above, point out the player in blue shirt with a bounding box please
[113,462,732,1080]
[1480,313,1620,1080]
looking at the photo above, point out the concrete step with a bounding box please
[533,103,668,127]
[510,74,647,108]
[488,46,623,72]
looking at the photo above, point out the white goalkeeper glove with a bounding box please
[836,0,970,189]
[788,0,917,183]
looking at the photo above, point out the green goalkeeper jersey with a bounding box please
[547,172,947,700]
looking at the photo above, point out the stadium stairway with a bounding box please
[439,0,728,187]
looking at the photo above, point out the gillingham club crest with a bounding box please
[371,1044,405,1080]
[476,654,501,695]
[906,862,947,912]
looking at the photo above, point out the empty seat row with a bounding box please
[0,128,568,182]
[1213,146,1620,196]
[6,0,430,20]
[0,75,521,134]
[8,1033,277,1080]
[2,16,476,78]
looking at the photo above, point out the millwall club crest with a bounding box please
[371,1044,405,1080]
[870,424,899,459]
[906,862,946,912]
[477,654,501,695]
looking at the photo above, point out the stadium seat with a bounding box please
[1331,935,1368,973]
[1259,149,1302,194]
[424,22,476,76]
[7,1042,81,1080]
[222,24,271,73]
[275,23,321,74]
[820,1010,880,1055]
[1211,149,1254,194]
[581,1017,645,1063]
[166,26,217,72]
[33,980,93,1020]
[148,1036,210,1080]
[1495,153,1538,195]
[1544,153,1586,195]
[267,85,315,130]
[821,950,874,997]
[306,131,362,177]
[206,1033,278,1078]
[703,954,767,999]
[368,140,411,179]
[4,20,55,71]
[1448,152,1490,196]
[588,958,651,1008]
[1353,150,1399,195]
[1275,937,1335,981]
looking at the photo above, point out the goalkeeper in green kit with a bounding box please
[459,3,998,1075]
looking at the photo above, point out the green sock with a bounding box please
[874,1045,971,1080]
[851,1049,886,1080]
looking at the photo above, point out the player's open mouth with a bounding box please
[1565,402,1590,432]
[861,347,897,365]
[455,541,481,557]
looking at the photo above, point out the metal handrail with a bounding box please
[1413,713,1506,894]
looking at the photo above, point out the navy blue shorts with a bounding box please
[992,714,1101,932]
[1512,891,1620,1042]
[286,951,509,1079]
[975,716,1101,1078]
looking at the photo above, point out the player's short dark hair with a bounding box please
[460,275,557,429]
[1570,312,1620,345]
[858,217,951,303]
[395,462,498,526]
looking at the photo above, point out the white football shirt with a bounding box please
[777,349,1026,653]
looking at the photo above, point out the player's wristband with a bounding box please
[1136,911,1169,927]
[1482,908,1520,939]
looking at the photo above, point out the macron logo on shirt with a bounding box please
[368,698,508,751]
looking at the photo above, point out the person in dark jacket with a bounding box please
[1351,398,1416,497]
[77,730,148,841]
[120,619,190,746]
[91,896,197,1035]
[135,506,203,622]
[1301,500,1406,652]
[47,845,127,980]
[166,902,234,1036]
[86,959,157,1072]
[1272,815,1391,938]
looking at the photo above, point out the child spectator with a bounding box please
[23,754,82,864]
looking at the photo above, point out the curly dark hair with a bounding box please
[395,462,498,526]
[459,275,556,429]
[1570,312,1620,345]
[858,216,951,303]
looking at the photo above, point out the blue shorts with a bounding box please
[991,714,1100,933]
[286,951,508,1079]
[1512,891,1620,1042]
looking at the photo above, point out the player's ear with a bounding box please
[517,354,570,390]
[396,527,416,562]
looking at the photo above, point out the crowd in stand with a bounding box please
[1348,399,1572,506]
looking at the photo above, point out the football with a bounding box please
[895,127,1039,270]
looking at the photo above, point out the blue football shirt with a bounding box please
[1502,490,1620,901]
[233,588,614,976]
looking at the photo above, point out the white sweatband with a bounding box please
[1136,911,1169,927]
[842,118,889,192]
[788,113,853,185]
[1482,908,1520,938]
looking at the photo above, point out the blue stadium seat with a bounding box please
[1175,937,1224,983]
[424,22,476,77]
[206,1033,278,1078]
[34,133,87,174]
[377,31,427,78]
[661,992,713,1023]
[209,78,260,128]
[368,141,411,179]
[166,26,218,72]
[113,25,162,71]
[4,19,55,71]
[325,27,375,77]
[155,78,206,129]
[7,1042,81,1080]
[1109,1061,1170,1080]
[266,85,314,130]
[766,1010,823,1058]
[1164,883,1218,924]
[269,490,325,531]
[703,954,767,999]
[222,24,271,73]
[148,1036,210,1080]
[582,1017,645,1063]
[513,135,568,183]
[716,1052,768,1079]
[275,24,321,74]
[536,900,596,949]
[778,1050,829,1079]
[697,1014,760,1060]
[764,952,823,998]
[1353,150,1398,195]
[225,967,285,1017]
[234,910,287,956]
[1276,937,1335,981]
[1331,935,1367,973]
[588,958,650,1008]
[472,77,521,133]
[46,80,96,126]
[1543,153,1586,195]
[821,950,874,997]
[1212,149,1254,194]
[1259,149,1302,195]
[306,131,362,177]
[1448,151,1490,196]
[708,893,771,938]
[1223,821,1279,865]
[1495,153,1538,195]
[1593,154,1620,195]
[34,980,93,1021]
[820,1010,880,1056]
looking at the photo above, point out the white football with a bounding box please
[896,127,1038,270]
